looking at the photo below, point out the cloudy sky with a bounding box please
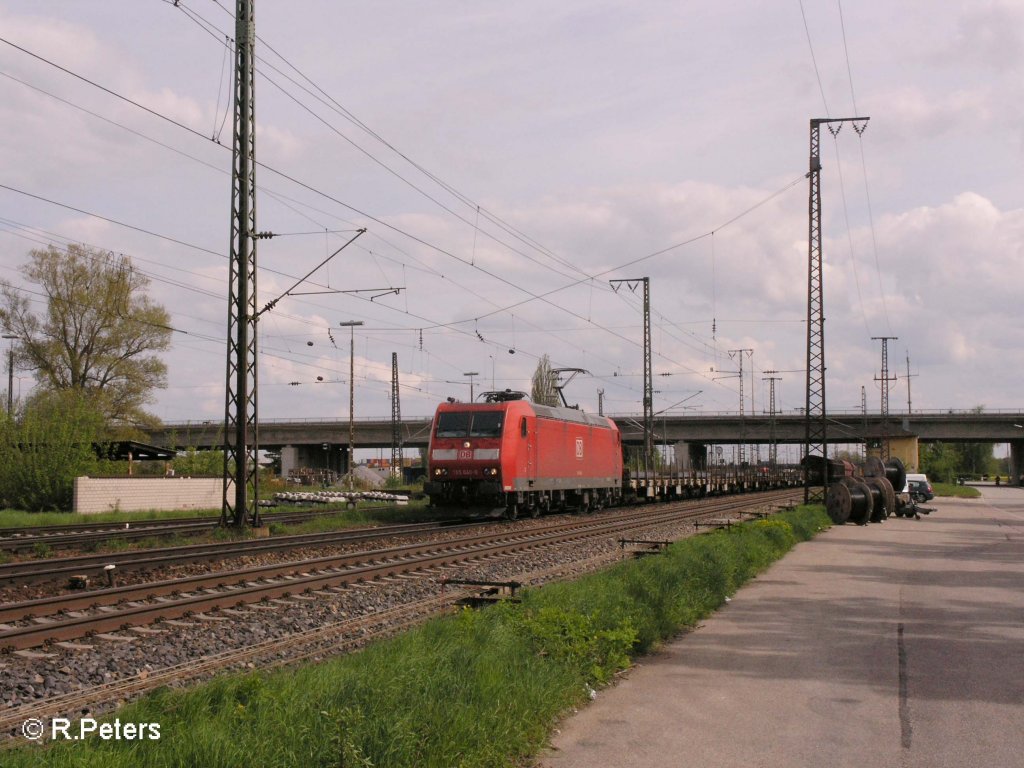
[0,1,1021,429]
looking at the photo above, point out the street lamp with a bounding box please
[463,371,479,403]
[339,321,364,490]
[2,335,16,417]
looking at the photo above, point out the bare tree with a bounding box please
[0,244,172,425]
[531,354,559,406]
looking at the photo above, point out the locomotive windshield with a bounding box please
[469,412,503,437]
[436,412,471,437]
[435,411,505,438]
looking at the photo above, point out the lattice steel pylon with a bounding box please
[861,385,868,462]
[873,335,898,461]
[763,372,782,466]
[390,352,402,481]
[610,278,653,468]
[729,349,752,465]
[221,0,259,528]
[804,115,869,503]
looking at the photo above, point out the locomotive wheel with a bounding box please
[529,503,540,519]
[505,504,519,521]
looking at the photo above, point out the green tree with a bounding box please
[920,442,959,483]
[0,389,106,510]
[953,442,995,478]
[832,449,863,464]
[173,447,225,477]
[949,405,996,477]
[0,244,172,425]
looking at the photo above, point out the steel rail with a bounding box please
[0,548,656,740]
[0,505,412,552]
[0,543,677,740]
[0,490,799,738]
[0,490,799,651]
[0,593,457,741]
[1,488,794,591]
[0,518,468,587]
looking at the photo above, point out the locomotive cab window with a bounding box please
[436,412,470,437]
[469,411,504,437]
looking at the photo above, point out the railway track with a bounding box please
[0,490,799,652]
[0,490,800,740]
[0,519,469,588]
[0,505,409,553]
[0,589,461,742]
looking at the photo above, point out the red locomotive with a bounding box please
[424,392,623,519]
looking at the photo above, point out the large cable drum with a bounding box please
[825,482,853,524]
[844,477,874,525]
[863,456,885,479]
[863,475,896,522]
[826,477,873,525]
[884,458,907,495]
[863,456,907,493]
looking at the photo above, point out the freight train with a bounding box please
[424,392,800,519]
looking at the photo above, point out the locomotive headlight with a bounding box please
[433,467,448,477]
[486,468,499,476]
[463,441,471,449]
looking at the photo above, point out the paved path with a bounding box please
[541,487,1024,768]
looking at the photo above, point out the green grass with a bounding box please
[0,502,433,533]
[0,508,221,529]
[265,500,433,536]
[6,505,830,768]
[931,482,981,498]
[0,501,438,559]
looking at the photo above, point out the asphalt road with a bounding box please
[541,487,1024,768]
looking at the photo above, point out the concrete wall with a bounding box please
[1010,440,1024,486]
[73,477,226,514]
[889,436,920,472]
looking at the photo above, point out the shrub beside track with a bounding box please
[6,506,830,768]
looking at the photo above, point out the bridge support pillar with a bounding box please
[687,443,708,471]
[888,436,920,473]
[280,444,346,481]
[1010,440,1024,486]
[868,436,919,471]
[280,445,298,479]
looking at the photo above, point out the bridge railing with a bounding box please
[156,407,1024,430]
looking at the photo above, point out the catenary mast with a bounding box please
[222,0,260,527]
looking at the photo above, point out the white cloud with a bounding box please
[953,2,1024,71]
[1,1,1020,425]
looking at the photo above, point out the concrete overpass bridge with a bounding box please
[147,408,1024,481]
